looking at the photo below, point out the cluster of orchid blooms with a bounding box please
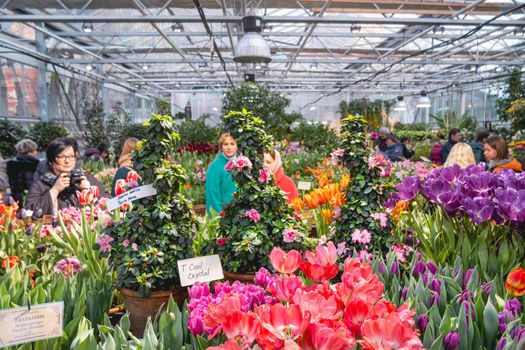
[188,242,423,350]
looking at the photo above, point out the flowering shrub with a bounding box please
[334,114,394,253]
[191,243,423,350]
[101,114,196,296]
[177,142,219,155]
[217,109,309,273]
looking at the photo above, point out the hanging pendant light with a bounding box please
[234,16,272,64]
[416,91,431,108]
[394,96,407,111]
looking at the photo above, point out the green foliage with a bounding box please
[115,122,148,156]
[217,109,310,273]
[30,121,69,151]
[430,111,478,132]
[156,99,172,116]
[81,100,132,148]
[176,114,220,145]
[221,82,303,140]
[290,121,339,155]
[393,122,428,131]
[496,67,525,132]
[104,114,196,296]
[339,98,394,129]
[0,118,27,157]
[394,130,442,143]
[334,114,392,252]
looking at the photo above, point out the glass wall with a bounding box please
[0,58,40,119]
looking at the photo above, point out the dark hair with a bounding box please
[448,128,461,138]
[485,135,509,160]
[476,130,490,143]
[385,134,398,142]
[97,143,109,153]
[400,136,409,143]
[46,137,79,163]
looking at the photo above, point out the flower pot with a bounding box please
[120,287,187,336]
[193,204,206,217]
[223,271,256,284]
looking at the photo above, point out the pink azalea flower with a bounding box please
[96,234,113,252]
[358,249,373,262]
[224,160,234,172]
[131,243,138,251]
[370,132,379,139]
[122,239,130,247]
[258,168,270,183]
[102,216,114,229]
[351,228,371,245]
[370,212,388,228]
[232,155,253,171]
[283,228,299,243]
[330,148,345,165]
[243,209,261,223]
[336,242,348,256]
[390,244,408,262]
[54,257,82,277]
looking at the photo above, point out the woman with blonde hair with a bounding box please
[111,137,140,196]
[443,142,476,169]
[205,132,238,214]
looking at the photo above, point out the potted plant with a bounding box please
[216,109,311,277]
[100,114,196,335]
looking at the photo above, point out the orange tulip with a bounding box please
[292,198,305,212]
[304,193,319,209]
[2,256,19,269]
[391,201,410,221]
[506,267,525,297]
[322,208,332,224]
[340,174,350,189]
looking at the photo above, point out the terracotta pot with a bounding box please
[193,204,206,217]
[120,287,187,336]
[223,271,256,284]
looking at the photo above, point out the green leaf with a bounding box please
[483,300,498,349]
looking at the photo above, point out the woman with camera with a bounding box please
[26,137,109,216]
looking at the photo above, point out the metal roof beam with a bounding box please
[1,15,523,26]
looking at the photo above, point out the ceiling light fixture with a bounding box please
[394,96,407,111]
[142,64,149,71]
[86,64,93,71]
[416,91,431,108]
[171,22,183,32]
[234,16,272,64]
[262,24,272,33]
[350,24,361,33]
[82,22,93,33]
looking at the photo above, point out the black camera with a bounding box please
[69,168,85,191]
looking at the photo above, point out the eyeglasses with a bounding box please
[55,154,77,162]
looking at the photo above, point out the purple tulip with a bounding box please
[426,261,438,275]
[505,298,523,316]
[32,208,43,219]
[413,261,427,278]
[188,282,210,299]
[396,176,421,201]
[25,224,34,236]
[188,316,204,335]
[462,268,474,288]
[417,315,429,333]
[496,337,507,350]
[430,279,441,294]
[378,261,386,274]
[459,289,473,304]
[6,196,15,206]
[401,287,409,300]
[481,282,492,295]
[464,196,493,223]
[389,260,399,275]
[429,292,440,306]
[422,271,430,286]
[254,267,274,288]
[444,331,460,350]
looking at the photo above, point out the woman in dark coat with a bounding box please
[26,137,109,216]
[7,139,40,205]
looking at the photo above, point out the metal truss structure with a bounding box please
[1,0,524,100]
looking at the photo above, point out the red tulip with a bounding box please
[222,311,260,347]
[90,186,100,200]
[258,303,310,342]
[269,247,302,274]
[302,323,356,350]
[300,242,339,282]
[2,256,19,269]
[115,179,126,196]
[204,293,242,338]
[267,274,303,302]
[76,188,95,206]
[506,267,525,297]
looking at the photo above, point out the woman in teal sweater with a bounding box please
[206,133,237,214]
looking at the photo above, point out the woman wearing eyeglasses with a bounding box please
[26,137,109,216]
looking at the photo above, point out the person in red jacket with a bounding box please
[264,149,299,203]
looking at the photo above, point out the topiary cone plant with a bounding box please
[103,114,196,297]
[216,109,310,274]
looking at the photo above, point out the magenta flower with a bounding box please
[122,239,130,247]
[282,228,299,243]
[243,209,261,223]
[254,267,275,288]
[370,132,378,139]
[258,168,270,183]
[224,160,234,172]
[370,212,388,228]
[54,257,82,277]
[351,228,371,245]
[232,155,253,171]
[96,234,113,252]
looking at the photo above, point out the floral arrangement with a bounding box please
[509,140,525,158]
[188,243,423,350]
[177,141,219,155]
[334,114,394,253]
[216,109,309,273]
[101,114,196,296]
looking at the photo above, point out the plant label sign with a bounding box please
[0,302,63,347]
[177,255,224,287]
[297,181,312,191]
[107,184,157,211]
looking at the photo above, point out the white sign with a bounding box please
[297,181,312,191]
[107,184,157,211]
[0,302,63,347]
[177,255,224,287]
